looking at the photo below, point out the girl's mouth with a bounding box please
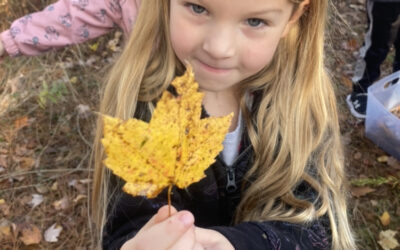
[196,59,233,74]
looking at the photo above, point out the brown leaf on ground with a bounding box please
[341,76,353,90]
[350,186,376,197]
[378,230,399,250]
[14,145,34,157]
[353,151,362,160]
[68,179,86,194]
[18,223,42,245]
[52,197,70,211]
[0,199,10,216]
[51,181,58,191]
[0,155,7,168]
[377,155,389,163]
[380,211,391,226]
[0,219,13,241]
[14,116,29,131]
[73,194,87,203]
[387,157,400,170]
[18,157,36,170]
[347,38,359,51]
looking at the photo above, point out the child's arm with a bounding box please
[208,218,331,250]
[0,0,140,57]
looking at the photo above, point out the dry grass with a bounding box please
[0,2,118,247]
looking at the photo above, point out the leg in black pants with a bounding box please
[348,1,400,119]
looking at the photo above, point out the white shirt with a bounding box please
[221,110,243,166]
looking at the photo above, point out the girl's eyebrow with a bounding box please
[247,9,283,16]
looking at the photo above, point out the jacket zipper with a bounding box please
[224,145,252,194]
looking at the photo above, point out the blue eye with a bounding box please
[247,18,265,27]
[189,3,206,14]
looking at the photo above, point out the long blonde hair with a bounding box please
[91,1,356,249]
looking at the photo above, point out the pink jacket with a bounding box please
[0,0,141,57]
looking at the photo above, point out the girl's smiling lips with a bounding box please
[195,59,234,74]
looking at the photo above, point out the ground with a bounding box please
[0,0,399,249]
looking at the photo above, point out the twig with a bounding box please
[0,168,93,180]
[34,109,65,168]
[168,184,172,217]
[76,112,93,149]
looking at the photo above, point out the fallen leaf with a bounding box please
[14,116,29,131]
[68,179,86,193]
[378,230,399,250]
[19,157,36,170]
[387,157,400,170]
[0,199,10,216]
[44,223,62,243]
[88,42,99,52]
[73,194,87,203]
[341,76,353,90]
[370,200,378,206]
[70,76,78,84]
[380,211,391,226]
[52,197,69,211]
[101,66,232,199]
[378,155,389,163]
[353,152,362,160]
[14,145,33,156]
[51,181,58,191]
[18,223,42,245]
[35,185,49,194]
[76,104,91,118]
[0,155,7,168]
[79,178,92,184]
[0,219,12,239]
[350,186,376,197]
[29,194,44,209]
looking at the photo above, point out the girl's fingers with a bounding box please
[195,227,235,250]
[141,205,178,231]
[133,210,195,249]
[193,242,205,250]
[194,227,214,247]
[168,225,203,250]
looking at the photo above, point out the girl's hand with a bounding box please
[121,205,203,250]
[195,227,235,250]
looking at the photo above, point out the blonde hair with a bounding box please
[91,1,356,249]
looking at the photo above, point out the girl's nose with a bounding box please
[202,25,236,59]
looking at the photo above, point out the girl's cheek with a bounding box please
[243,46,275,72]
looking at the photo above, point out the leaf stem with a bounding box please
[168,184,172,217]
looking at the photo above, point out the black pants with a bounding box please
[352,1,400,93]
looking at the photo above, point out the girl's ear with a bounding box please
[281,0,310,38]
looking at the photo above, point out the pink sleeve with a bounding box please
[0,0,137,57]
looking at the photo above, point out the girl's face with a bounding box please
[170,0,297,94]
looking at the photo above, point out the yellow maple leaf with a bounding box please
[101,66,233,200]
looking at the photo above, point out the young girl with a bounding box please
[0,0,140,58]
[92,0,357,249]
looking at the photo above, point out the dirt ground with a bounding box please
[0,0,400,249]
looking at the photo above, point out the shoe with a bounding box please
[346,93,367,119]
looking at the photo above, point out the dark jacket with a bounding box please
[102,99,331,250]
[371,0,400,2]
